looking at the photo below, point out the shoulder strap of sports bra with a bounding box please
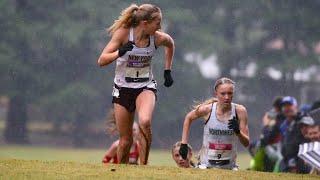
[204,102,215,125]
[129,28,134,42]
[231,103,236,117]
[234,104,239,121]
[150,35,156,49]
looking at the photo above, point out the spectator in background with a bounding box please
[260,96,285,147]
[250,96,285,172]
[300,104,312,114]
[262,96,285,128]
[299,116,316,141]
[306,124,320,142]
[298,116,320,175]
[308,123,320,175]
[308,100,320,142]
[279,96,310,173]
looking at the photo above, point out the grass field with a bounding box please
[0,145,318,179]
[0,145,251,168]
[0,145,175,166]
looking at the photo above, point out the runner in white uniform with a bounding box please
[179,77,250,170]
[97,4,175,165]
[114,27,157,89]
[199,102,238,169]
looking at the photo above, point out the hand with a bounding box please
[164,70,174,87]
[118,41,134,57]
[179,143,189,160]
[228,116,240,135]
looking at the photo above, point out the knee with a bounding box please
[139,117,151,130]
[119,136,133,148]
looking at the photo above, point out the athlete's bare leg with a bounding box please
[114,103,135,163]
[136,90,156,165]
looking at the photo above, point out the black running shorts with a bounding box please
[112,83,157,112]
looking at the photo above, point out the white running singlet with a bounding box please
[199,102,238,170]
[114,28,157,89]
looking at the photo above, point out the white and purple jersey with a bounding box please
[199,102,238,169]
[114,28,157,89]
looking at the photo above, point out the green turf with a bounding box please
[0,159,317,180]
[0,145,250,168]
[0,145,317,179]
[0,145,175,166]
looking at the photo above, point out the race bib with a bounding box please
[125,55,152,83]
[207,143,233,160]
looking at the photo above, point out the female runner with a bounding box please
[97,4,174,164]
[179,77,249,170]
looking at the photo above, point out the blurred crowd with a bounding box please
[249,96,320,174]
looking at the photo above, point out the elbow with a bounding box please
[183,113,194,127]
[97,58,104,67]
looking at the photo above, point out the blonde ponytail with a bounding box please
[108,4,139,35]
[193,98,217,111]
[108,4,161,35]
[191,98,217,120]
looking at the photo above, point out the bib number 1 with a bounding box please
[125,55,151,83]
[125,66,150,83]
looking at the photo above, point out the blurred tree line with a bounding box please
[0,0,319,148]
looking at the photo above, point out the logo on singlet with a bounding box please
[209,128,234,136]
[128,55,152,65]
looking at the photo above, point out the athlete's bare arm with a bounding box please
[97,28,129,66]
[155,31,174,70]
[103,140,119,162]
[181,104,212,144]
[235,105,250,147]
